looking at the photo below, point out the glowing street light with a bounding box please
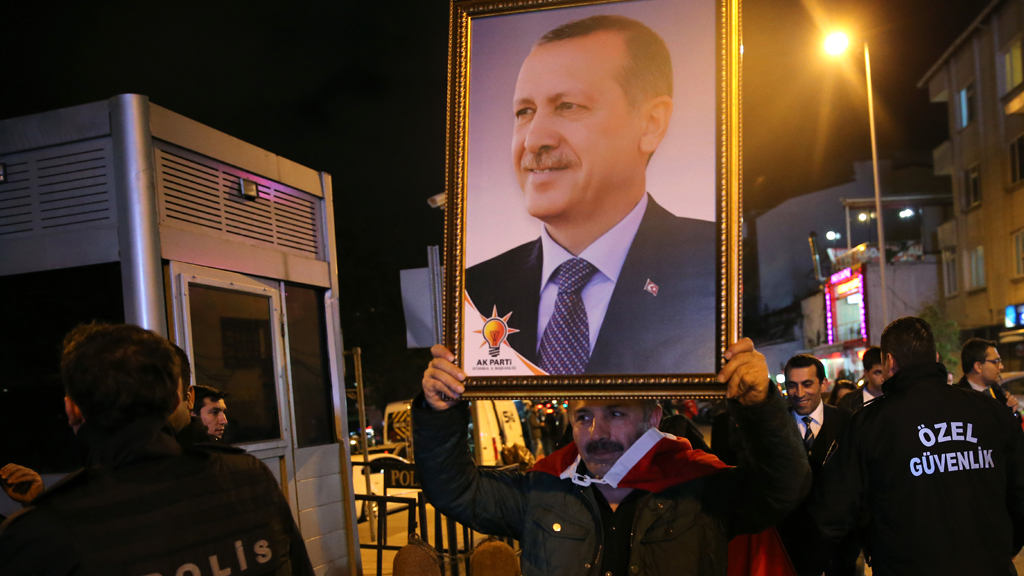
[858,212,868,222]
[826,230,840,241]
[825,30,889,326]
[899,208,914,219]
[824,32,849,56]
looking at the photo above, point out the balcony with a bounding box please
[933,140,952,176]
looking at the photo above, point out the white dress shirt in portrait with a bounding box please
[536,193,648,352]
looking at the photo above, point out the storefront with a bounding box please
[814,266,870,381]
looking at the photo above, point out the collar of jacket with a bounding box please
[76,416,182,469]
[881,362,948,396]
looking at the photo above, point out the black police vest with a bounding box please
[34,451,297,576]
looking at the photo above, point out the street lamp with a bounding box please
[826,31,889,327]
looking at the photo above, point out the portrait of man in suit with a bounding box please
[464,13,716,376]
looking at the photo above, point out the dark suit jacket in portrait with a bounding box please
[465,196,716,375]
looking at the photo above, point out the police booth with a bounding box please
[0,95,360,575]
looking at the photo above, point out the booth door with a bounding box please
[169,261,300,520]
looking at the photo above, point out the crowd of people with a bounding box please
[2,316,1022,575]
[419,316,1024,575]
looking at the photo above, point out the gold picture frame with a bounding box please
[443,0,742,398]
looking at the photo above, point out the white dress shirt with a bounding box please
[862,385,882,402]
[793,400,825,440]
[536,194,648,352]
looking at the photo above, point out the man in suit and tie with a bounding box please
[777,354,857,576]
[837,346,885,415]
[955,338,1021,416]
[465,15,716,376]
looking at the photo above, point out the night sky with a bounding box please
[0,0,994,407]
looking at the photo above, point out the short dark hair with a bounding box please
[879,317,936,371]
[784,354,826,383]
[862,346,882,371]
[171,342,192,397]
[961,338,997,375]
[538,15,672,109]
[61,323,180,432]
[193,384,229,411]
[827,380,857,406]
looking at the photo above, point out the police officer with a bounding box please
[0,323,314,575]
[808,317,1024,575]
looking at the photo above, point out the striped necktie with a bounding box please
[802,416,815,451]
[538,258,599,375]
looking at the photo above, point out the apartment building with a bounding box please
[919,0,1024,371]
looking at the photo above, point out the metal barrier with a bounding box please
[352,460,521,576]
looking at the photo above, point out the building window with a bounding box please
[967,246,986,290]
[1005,39,1023,94]
[943,250,959,296]
[959,83,976,128]
[1014,229,1024,277]
[1012,135,1024,184]
[962,164,981,207]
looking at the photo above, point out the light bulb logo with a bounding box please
[482,318,507,357]
[474,305,519,358]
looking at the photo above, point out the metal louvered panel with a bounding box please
[155,142,323,259]
[0,139,115,237]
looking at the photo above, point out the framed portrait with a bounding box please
[444,0,741,398]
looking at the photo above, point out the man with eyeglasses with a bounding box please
[956,338,1020,416]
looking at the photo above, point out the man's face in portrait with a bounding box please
[569,399,661,478]
[511,31,671,244]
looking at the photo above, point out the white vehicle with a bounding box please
[380,398,527,465]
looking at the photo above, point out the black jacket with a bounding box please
[808,362,1024,575]
[0,418,313,576]
[174,415,224,449]
[777,403,854,576]
[465,196,717,374]
[413,385,811,576]
[955,375,1015,410]
[835,386,881,416]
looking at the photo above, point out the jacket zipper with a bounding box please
[581,486,604,575]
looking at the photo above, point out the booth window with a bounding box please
[0,263,125,473]
[188,285,282,444]
[285,284,336,448]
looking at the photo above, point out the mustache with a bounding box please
[520,150,579,171]
[585,438,624,454]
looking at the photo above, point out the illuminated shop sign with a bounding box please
[1007,304,1024,329]
[826,266,868,345]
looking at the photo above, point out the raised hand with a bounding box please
[718,338,771,406]
[1,464,44,504]
[422,344,466,411]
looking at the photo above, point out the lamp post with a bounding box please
[826,32,889,327]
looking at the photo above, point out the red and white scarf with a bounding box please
[529,428,796,576]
